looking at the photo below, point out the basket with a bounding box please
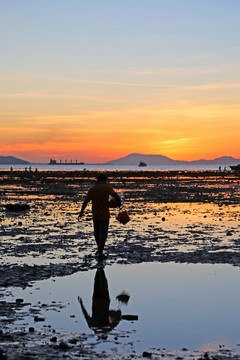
[116,210,130,225]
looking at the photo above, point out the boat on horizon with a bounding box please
[48,159,85,165]
[138,161,147,167]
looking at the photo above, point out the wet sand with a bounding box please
[0,170,240,359]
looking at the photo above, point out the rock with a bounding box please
[69,338,77,344]
[142,351,152,358]
[16,298,24,304]
[50,336,57,342]
[29,327,35,333]
[162,217,166,221]
[6,204,30,212]
[59,341,71,350]
[34,316,45,322]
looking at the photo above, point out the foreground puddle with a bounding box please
[4,261,240,356]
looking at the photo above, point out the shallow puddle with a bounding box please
[5,261,240,356]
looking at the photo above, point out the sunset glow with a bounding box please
[1,1,240,163]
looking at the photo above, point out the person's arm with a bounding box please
[78,199,89,221]
[78,190,91,221]
[78,297,92,327]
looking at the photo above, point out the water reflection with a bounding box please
[78,267,137,335]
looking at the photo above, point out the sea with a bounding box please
[0,163,234,171]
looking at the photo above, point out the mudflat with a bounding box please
[0,170,240,359]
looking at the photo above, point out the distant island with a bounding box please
[105,153,240,167]
[0,156,29,165]
[1,153,240,168]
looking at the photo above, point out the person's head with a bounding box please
[97,173,108,183]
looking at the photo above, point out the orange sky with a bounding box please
[0,75,240,163]
[1,2,240,163]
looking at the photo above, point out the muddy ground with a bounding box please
[0,170,240,359]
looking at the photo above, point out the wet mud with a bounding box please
[0,170,240,359]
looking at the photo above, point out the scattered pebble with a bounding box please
[34,316,45,322]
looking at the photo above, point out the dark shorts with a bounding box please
[93,219,109,243]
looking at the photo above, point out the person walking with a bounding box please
[78,173,121,260]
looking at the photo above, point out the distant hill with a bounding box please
[189,156,240,165]
[105,153,240,166]
[106,153,177,165]
[0,156,29,165]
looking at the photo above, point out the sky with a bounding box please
[0,0,240,163]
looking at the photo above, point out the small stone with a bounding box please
[162,217,166,221]
[50,336,57,343]
[16,298,24,304]
[59,341,70,350]
[142,351,152,358]
[69,338,77,344]
[34,316,45,322]
[29,327,35,333]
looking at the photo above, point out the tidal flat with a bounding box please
[0,170,240,359]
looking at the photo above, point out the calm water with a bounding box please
[0,163,231,171]
[8,262,240,354]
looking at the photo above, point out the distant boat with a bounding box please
[230,164,240,171]
[138,161,147,167]
[48,159,85,165]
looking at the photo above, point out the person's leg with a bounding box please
[93,220,100,252]
[98,220,109,258]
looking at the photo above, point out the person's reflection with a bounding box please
[78,267,121,334]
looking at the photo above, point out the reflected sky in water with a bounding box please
[8,261,240,354]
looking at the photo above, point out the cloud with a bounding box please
[161,138,191,144]
[182,82,240,91]
[0,92,111,101]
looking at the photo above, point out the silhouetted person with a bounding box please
[78,173,121,259]
[78,268,121,334]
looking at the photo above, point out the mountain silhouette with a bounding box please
[0,156,29,165]
[105,153,240,166]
